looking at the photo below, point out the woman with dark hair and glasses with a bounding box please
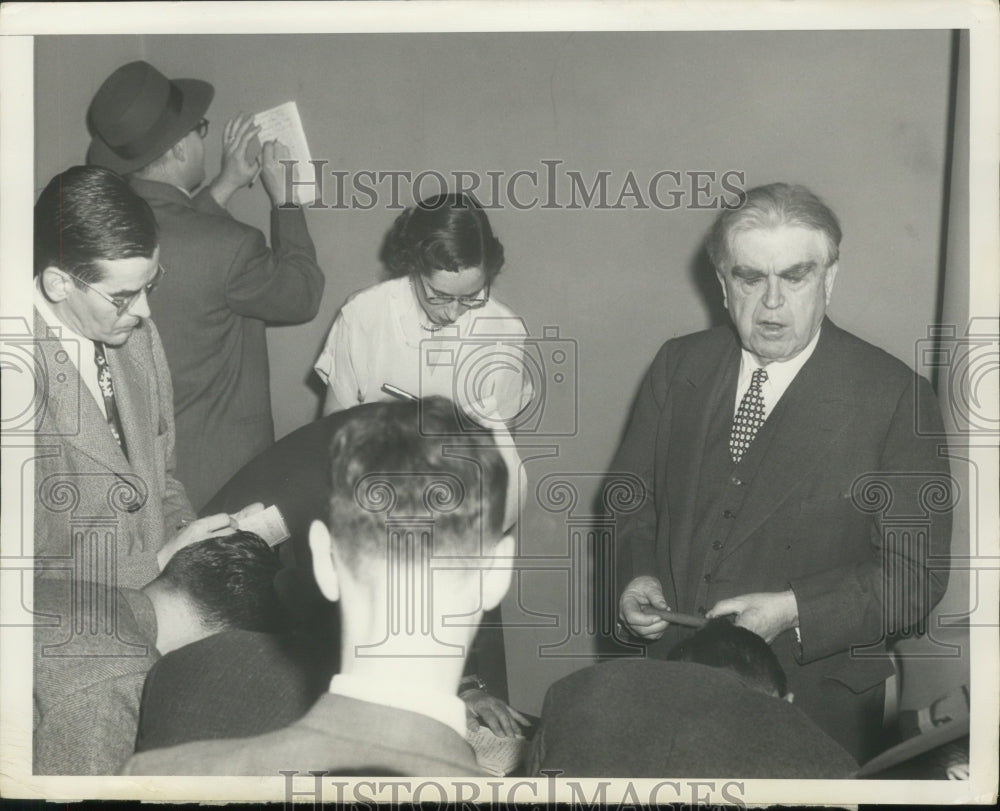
[314,192,533,424]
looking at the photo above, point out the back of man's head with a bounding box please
[706,182,842,273]
[150,531,282,634]
[666,619,788,698]
[34,164,158,284]
[326,397,508,580]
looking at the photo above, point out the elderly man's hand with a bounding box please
[706,590,799,643]
[618,575,671,640]
[462,689,531,738]
[208,113,263,207]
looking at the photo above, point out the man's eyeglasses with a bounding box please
[75,264,166,316]
[415,274,490,308]
[192,119,209,139]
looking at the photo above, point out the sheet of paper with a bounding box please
[235,504,290,547]
[251,101,317,205]
[467,725,527,777]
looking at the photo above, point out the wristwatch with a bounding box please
[458,674,487,694]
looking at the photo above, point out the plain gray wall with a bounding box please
[34,31,961,715]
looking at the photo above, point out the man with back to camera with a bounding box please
[123,396,515,776]
[33,531,282,775]
[527,619,858,778]
[612,182,952,763]
[33,165,258,588]
[86,60,326,509]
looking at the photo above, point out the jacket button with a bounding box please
[722,509,735,519]
[712,541,724,550]
[697,606,706,615]
[703,573,712,583]
[730,476,743,486]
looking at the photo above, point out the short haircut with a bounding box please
[705,182,842,273]
[326,398,507,575]
[381,192,505,283]
[34,165,158,285]
[153,531,282,633]
[666,619,788,697]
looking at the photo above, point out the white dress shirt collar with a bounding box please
[34,284,107,418]
[734,327,822,418]
[328,672,467,739]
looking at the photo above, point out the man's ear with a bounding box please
[715,270,728,309]
[481,534,514,612]
[40,267,72,303]
[170,138,187,164]
[308,519,340,603]
[823,262,839,305]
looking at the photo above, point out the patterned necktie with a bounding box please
[94,341,129,460]
[730,367,768,463]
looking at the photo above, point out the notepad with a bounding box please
[235,504,291,547]
[467,725,527,776]
[249,101,318,206]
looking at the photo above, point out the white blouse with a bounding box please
[315,276,533,422]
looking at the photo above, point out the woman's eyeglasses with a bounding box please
[415,274,490,308]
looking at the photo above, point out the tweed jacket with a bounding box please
[33,309,194,588]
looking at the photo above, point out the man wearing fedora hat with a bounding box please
[87,60,325,510]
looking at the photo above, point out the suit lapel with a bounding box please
[720,322,856,561]
[33,309,130,474]
[106,326,154,476]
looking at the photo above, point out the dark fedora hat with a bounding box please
[87,60,214,174]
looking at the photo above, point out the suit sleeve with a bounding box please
[148,320,196,539]
[608,343,672,594]
[221,204,325,323]
[790,375,952,663]
[34,673,148,775]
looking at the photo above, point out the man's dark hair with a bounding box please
[327,397,507,575]
[34,164,158,284]
[666,619,788,697]
[705,182,842,272]
[153,531,282,633]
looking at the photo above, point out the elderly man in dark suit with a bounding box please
[613,183,952,763]
[124,397,515,776]
[33,166,250,587]
[86,60,326,509]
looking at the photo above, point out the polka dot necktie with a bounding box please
[94,341,129,460]
[730,368,768,463]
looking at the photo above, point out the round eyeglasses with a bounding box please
[74,264,166,316]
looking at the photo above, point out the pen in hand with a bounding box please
[381,383,419,402]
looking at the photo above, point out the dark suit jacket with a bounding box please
[528,659,858,778]
[203,408,508,701]
[135,629,328,753]
[33,310,195,588]
[610,320,951,757]
[132,178,325,510]
[123,692,485,776]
